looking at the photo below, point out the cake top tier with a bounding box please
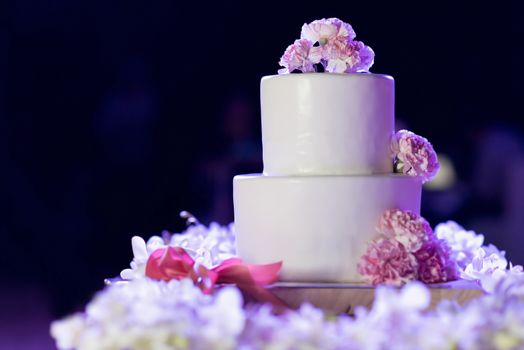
[260,18,440,182]
[260,72,395,176]
[278,18,375,74]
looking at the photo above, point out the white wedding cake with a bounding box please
[234,73,422,282]
[233,18,441,284]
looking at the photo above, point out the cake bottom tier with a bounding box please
[233,174,422,282]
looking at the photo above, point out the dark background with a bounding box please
[3,1,524,347]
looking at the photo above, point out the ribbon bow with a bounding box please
[145,247,284,306]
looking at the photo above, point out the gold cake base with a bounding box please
[105,277,484,316]
[260,279,483,315]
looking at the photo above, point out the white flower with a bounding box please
[120,222,236,280]
[435,220,485,268]
[434,220,524,296]
[491,264,524,298]
[120,236,166,280]
[240,303,342,349]
[348,283,432,350]
[368,282,430,320]
[51,278,245,350]
[50,314,85,350]
[197,287,245,348]
[462,247,509,292]
[120,237,148,279]
[170,222,236,267]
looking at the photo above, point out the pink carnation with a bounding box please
[279,18,374,74]
[353,41,375,72]
[414,239,459,284]
[358,208,459,285]
[300,18,356,47]
[323,40,375,73]
[358,237,419,286]
[391,130,440,183]
[377,209,433,252]
[278,39,322,74]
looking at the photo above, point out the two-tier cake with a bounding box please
[233,18,435,283]
[234,73,423,282]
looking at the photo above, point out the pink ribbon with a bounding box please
[145,246,285,307]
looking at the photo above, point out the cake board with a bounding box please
[106,277,483,315]
[252,279,484,315]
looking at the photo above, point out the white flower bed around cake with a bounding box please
[51,218,524,350]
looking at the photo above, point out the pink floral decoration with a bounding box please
[300,17,356,47]
[414,239,459,284]
[278,18,374,74]
[357,237,419,286]
[353,41,375,72]
[391,130,440,183]
[323,40,375,73]
[377,208,433,252]
[359,208,459,286]
[278,39,322,74]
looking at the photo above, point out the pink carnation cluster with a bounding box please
[358,238,418,285]
[278,18,374,74]
[358,209,458,285]
[278,39,322,74]
[391,130,440,183]
[378,209,432,252]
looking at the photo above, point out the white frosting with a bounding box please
[261,73,394,176]
[234,174,422,282]
[233,71,422,282]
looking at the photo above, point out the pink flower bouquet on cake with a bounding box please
[279,18,374,74]
[358,209,459,285]
[391,130,440,183]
